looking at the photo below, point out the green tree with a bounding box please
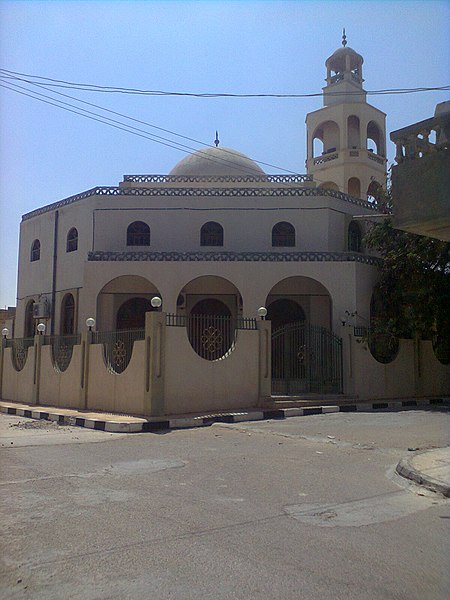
[364,216,450,361]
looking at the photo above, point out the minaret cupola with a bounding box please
[305,31,387,200]
[323,29,366,106]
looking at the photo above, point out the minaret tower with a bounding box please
[306,31,387,199]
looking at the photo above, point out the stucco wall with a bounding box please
[352,338,450,400]
[1,346,35,404]
[86,341,146,415]
[164,326,260,415]
[39,345,83,409]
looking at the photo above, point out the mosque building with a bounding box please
[3,36,448,415]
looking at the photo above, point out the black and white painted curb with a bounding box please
[1,397,447,434]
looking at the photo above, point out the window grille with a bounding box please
[348,221,362,252]
[30,239,40,261]
[127,221,150,246]
[272,222,295,247]
[66,228,78,252]
[200,222,223,246]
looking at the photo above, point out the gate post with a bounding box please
[32,332,44,405]
[257,319,271,405]
[144,311,166,417]
[79,331,91,410]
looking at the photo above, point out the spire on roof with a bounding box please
[342,28,347,47]
[214,131,220,147]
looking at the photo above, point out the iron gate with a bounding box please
[271,322,343,395]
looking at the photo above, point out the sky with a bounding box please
[0,0,449,308]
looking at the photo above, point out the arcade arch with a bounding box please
[96,275,161,331]
[265,276,332,331]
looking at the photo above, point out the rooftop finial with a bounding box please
[214,131,220,147]
[342,28,347,47]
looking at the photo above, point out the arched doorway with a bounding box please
[97,275,160,331]
[266,277,341,395]
[116,297,155,330]
[267,299,305,332]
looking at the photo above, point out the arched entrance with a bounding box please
[97,275,160,331]
[267,299,305,331]
[116,297,155,330]
[266,277,342,395]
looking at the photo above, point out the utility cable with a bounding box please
[1,68,448,98]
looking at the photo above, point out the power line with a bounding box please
[1,68,448,98]
[0,72,389,194]
[0,79,297,179]
[0,73,299,176]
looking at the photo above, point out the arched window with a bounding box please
[348,221,362,253]
[200,222,223,247]
[272,222,295,247]
[24,300,35,337]
[127,221,150,246]
[348,177,361,198]
[61,293,75,335]
[30,239,40,262]
[66,228,78,252]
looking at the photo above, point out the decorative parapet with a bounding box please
[87,250,382,266]
[122,173,313,184]
[22,183,383,221]
[390,102,449,240]
[313,152,339,166]
[390,102,449,164]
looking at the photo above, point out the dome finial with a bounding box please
[214,131,220,147]
[342,28,347,47]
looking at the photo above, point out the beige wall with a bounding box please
[164,327,261,415]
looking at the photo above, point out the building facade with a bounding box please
[3,38,448,414]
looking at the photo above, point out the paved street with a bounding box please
[1,409,449,600]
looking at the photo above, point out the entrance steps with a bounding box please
[269,394,358,408]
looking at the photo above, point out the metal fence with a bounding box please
[44,334,81,373]
[92,329,145,374]
[5,337,34,372]
[271,322,343,395]
[166,314,257,361]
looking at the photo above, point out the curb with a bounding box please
[1,397,448,434]
[396,453,450,498]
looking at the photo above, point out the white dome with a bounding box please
[169,146,266,177]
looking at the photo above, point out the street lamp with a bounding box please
[257,307,267,320]
[37,323,46,335]
[2,327,8,339]
[86,317,96,331]
[151,296,162,309]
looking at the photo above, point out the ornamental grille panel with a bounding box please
[166,314,257,361]
[45,334,81,372]
[271,322,343,395]
[6,337,34,372]
[92,329,145,374]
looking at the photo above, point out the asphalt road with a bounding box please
[1,409,449,600]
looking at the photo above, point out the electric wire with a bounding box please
[1,68,448,97]
[0,73,390,194]
[0,73,299,176]
[0,80,294,179]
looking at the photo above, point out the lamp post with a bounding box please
[86,317,96,332]
[37,323,46,335]
[257,307,267,320]
[151,296,162,309]
[2,328,8,340]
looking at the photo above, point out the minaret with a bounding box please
[306,31,387,200]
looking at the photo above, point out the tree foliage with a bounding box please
[364,218,450,344]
